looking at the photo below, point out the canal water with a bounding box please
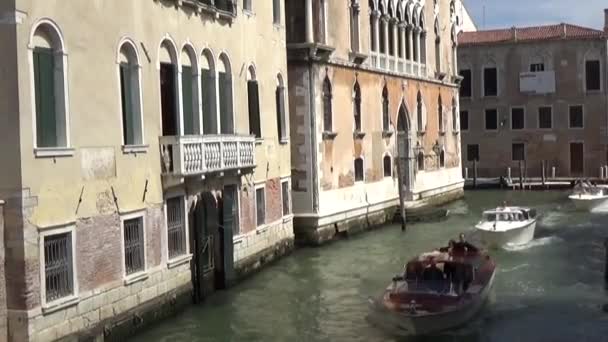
[131,191,608,342]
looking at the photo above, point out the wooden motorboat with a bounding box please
[368,249,496,336]
[569,180,608,211]
[475,207,537,248]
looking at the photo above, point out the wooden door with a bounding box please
[570,142,584,175]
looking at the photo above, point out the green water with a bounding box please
[131,191,608,342]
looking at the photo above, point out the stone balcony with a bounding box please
[160,134,255,184]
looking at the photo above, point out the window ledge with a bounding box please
[255,138,264,145]
[256,225,269,234]
[453,131,460,135]
[353,131,366,140]
[279,138,289,145]
[34,147,75,158]
[439,131,446,136]
[167,254,192,269]
[382,131,394,138]
[233,235,245,244]
[124,271,149,286]
[243,9,255,17]
[282,214,294,223]
[417,131,426,136]
[322,131,338,140]
[42,295,79,315]
[585,89,602,94]
[122,144,149,154]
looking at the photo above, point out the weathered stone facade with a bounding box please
[286,0,466,244]
[459,15,608,179]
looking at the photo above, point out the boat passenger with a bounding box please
[422,257,445,292]
[453,233,479,257]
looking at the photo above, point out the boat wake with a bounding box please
[498,263,529,273]
[538,211,567,228]
[503,236,563,252]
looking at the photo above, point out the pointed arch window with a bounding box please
[276,74,288,143]
[354,157,364,182]
[247,66,261,138]
[452,97,458,132]
[353,81,362,132]
[382,85,390,131]
[118,41,143,146]
[416,91,424,132]
[323,76,333,132]
[417,151,425,171]
[434,19,441,73]
[439,149,445,168]
[369,0,377,52]
[438,95,444,133]
[350,0,361,52]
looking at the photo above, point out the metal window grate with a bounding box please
[167,197,186,259]
[256,188,265,226]
[124,217,145,275]
[44,232,73,302]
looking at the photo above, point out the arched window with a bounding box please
[276,74,288,142]
[247,65,261,138]
[354,157,364,181]
[319,0,328,44]
[416,91,424,132]
[350,0,361,52]
[438,95,443,133]
[323,76,333,132]
[435,19,441,73]
[369,0,377,52]
[218,54,234,134]
[118,40,143,146]
[201,49,217,134]
[273,0,280,24]
[397,103,409,132]
[159,39,179,137]
[353,81,362,132]
[383,155,392,177]
[439,149,445,168]
[379,3,386,54]
[388,5,395,57]
[382,85,390,131]
[452,97,458,132]
[31,21,69,149]
[181,45,200,135]
[417,151,425,171]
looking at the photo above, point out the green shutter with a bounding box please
[34,48,57,147]
[219,72,234,134]
[247,80,260,138]
[120,63,136,145]
[276,86,286,141]
[201,69,217,135]
[181,66,195,135]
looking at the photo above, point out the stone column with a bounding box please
[399,24,406,60]
[382,16,389,57]
[305,0,314,43]
[373,11,380,53]
[392,20,399,59]
[415,28,421,63]
[407,25,414,61]
[0,200,6,342]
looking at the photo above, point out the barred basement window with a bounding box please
[383,155,392,177]
[281,180,290,216]
[167,197,186,259]
[467,144,479,162]
[123,217,145,275]
[256,187,266,227]
[44,232,74,302]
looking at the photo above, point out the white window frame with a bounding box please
[510,106,526,130]
[484,108,499,131]
[164,193,192,268]
[117,37,147,153]
[255,183,267,230]
[482,66,499,98]
[39,223,79,312]
[568,104,585,129]
[537,105,553,130]
[584,59,602,92]
[354,156,365,183]
[280,177,291,218]
[120,209,148,285]
[29,19,74,158]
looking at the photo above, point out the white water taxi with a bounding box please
[475,207,537,248]
[568,181,608,212]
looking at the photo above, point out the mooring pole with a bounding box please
[541,160,546,187]
[519,160,524,190]
[552,166,556,179]
[473,160,478,189]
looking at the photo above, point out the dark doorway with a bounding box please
[160,63,178,136]
[570,142,584,175]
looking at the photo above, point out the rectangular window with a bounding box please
[383,155,392,177]
[281,180,290,216]
[43,232,74,303]
[569,105,584,128]
[585,60,601,91]
[459,110,469,131]
[256,187,266,227]
[243,0,252,11]
[459,69,472,98]
[166,197,186,259]
[538,107,552,129]
[123,216,145,276]
[160,63,178,136]
[483,67,498,97]
[247,80,261,138]
[512,143,525,161]
[530,63,545,72]
[511,107,525,130]
[34,48,59,148]
[467,144,479,162]
[354,158,364,181]
[273,0,280,24]
[485,109,498,130]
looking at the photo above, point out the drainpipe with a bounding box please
[307,62,319,213]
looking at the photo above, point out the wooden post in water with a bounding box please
[541,160,546,187]
[473,160,478,189]
[518,160,524,190]
[552,166,556,179]
[605,238,608,291]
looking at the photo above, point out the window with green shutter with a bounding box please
[34,48,58,148]
[181,66,196,135]
[247,80,261,138]
[120,63,136,145]
[276,85,287,142]
[219,72,234,134]
[201,69,217,134]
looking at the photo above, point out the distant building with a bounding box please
[285,0,466,245]
[458,10,608,179]
[0,0,293,340]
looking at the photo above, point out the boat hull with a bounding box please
[368,270,496,336]
[476,222,536,248]
[569,195,608,212]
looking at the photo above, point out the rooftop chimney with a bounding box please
[604,9,608,35]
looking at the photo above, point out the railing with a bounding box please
[370,53,378,68]
[389,57,396,72]
[379,55,387,69]
[160,134,256,177]
[397,60,405,73]
[413,63,419,75]
[420,64,427,78]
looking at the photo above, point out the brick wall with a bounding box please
[0,201,6,342]
[265,178,283,223]
[239,187,255,234]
